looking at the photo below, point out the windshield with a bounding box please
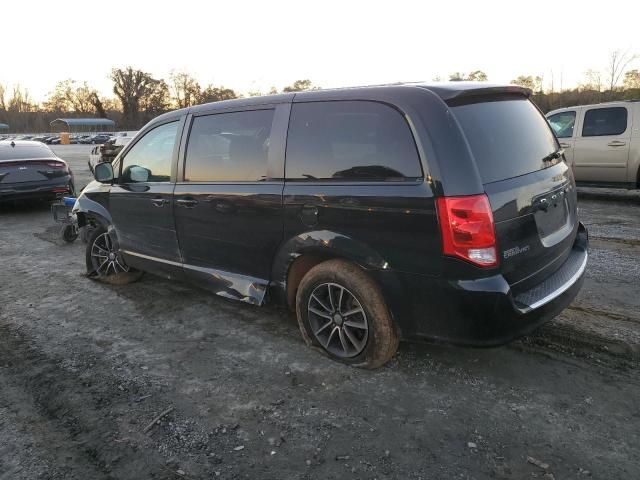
[547,111,576,138]
[452,98,559,184]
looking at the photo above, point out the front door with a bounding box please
[110,120,183,278]
[573,106,631,183]
[547,109,578,165]
[173,106,288,304]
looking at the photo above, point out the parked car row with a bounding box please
[0,133,114,145]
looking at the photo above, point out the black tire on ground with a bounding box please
[85,225,143,285]
[296,259,399,369]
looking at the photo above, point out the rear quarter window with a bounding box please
[451,98,558,184]
[582,107,628,137]
[285,101,422,181]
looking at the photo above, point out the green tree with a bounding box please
[449,71,488,82]
[511,75,543,92]
[199,85,238,103]
[467,70,488,81]
[623,69,640,89]
[282,79,318,92]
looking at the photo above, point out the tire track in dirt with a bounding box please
[0,323,174,480]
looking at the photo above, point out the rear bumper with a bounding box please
[373,222,588,346]
[0,177,73,202]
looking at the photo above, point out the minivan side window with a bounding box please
[582,107,627,137]
[120,121,178,183]
[285,101,422,181]
[185,109,275,182]
[547,111,576,138]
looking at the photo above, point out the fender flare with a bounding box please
[270,229,388,304]
[72,195,112,228]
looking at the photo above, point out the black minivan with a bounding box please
[77,83,588,368]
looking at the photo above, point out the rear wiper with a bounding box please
[542,148,564,164]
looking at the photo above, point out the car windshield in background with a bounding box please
[0,144,56,161]
[451,98,559,184]
[547,111,576,138]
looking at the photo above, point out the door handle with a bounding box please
[559,142,571,149]
[150,197,167,207]
[607,140,626,147]
[176,198,198,208]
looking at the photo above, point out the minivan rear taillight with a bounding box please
[436,194,498,268]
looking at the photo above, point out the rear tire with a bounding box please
[85,226,143,285]
[296,259,399,369]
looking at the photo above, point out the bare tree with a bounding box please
[8,85,34,112]
[169,71,202,108]
[111,67,160,128]
[91,92,108,118]
[607,49,638,92]
[139,80,172,118]
[0,84,6,111]
[582,69,603,92]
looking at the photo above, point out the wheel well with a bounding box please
[286,252,340,310]
[83,212,109,229]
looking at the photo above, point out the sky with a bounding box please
[1,0,639,102]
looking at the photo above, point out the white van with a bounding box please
[546,101,640,189]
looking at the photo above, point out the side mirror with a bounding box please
[129,166,150,182]
[94,162,114,183]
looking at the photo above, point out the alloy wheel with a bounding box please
[307,282,369,358]
[90,232,129,276]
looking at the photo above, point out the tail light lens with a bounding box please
[436,194,498,268]
[46,161,66,168]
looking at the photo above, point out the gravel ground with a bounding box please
[0,145,639,479]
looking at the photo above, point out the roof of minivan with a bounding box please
[153,82,532,123]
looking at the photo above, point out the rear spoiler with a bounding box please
[420,83,532,106]
[444,86,532,107]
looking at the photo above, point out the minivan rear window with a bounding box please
[451,98,559,184]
